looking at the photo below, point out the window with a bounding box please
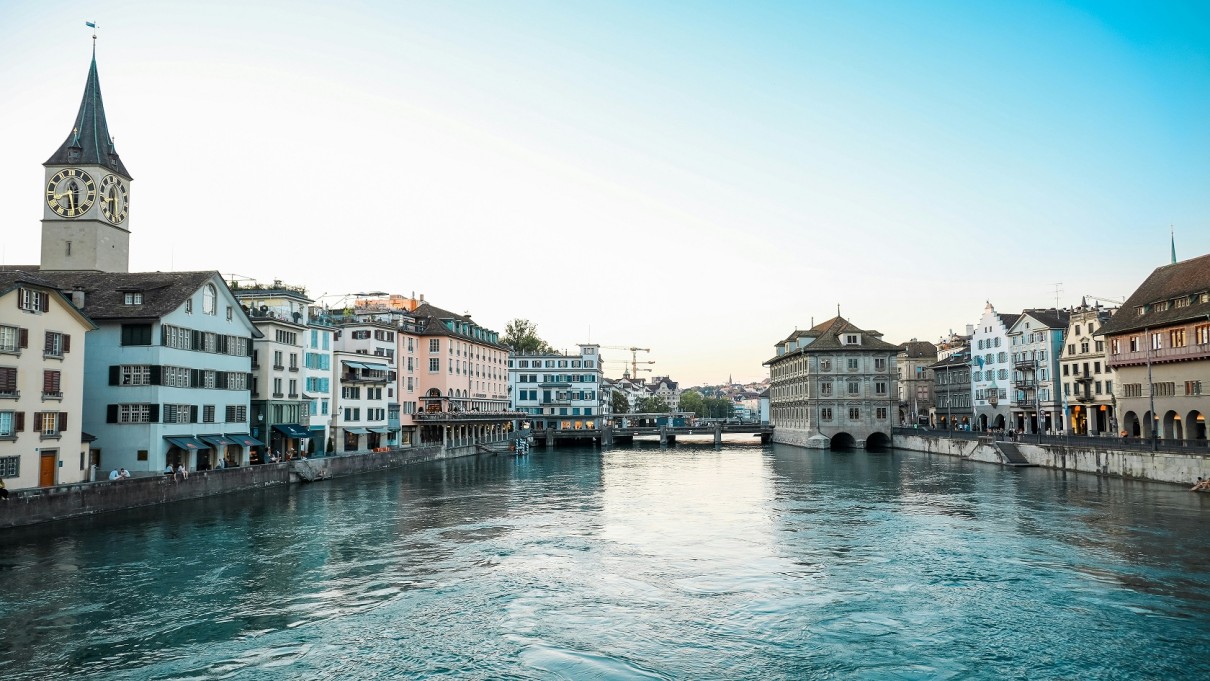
[0,325,23,353]
[119,404,153,423]
[203,405,216,423]
[225,405,247,422]
[202,284,217,315]
[1123,384,1143,398]
[847,358,859,370]
[820,382,833,397]
[874,358,887,371]
[847,381,860,395]
[1153,382,1176,397]
[18,288,50,313]
[874,381,888,395]
[121,324,152,346]
[876,407,888,420]
[819,359,832,371]
[164,366,191,387]
[820,407,833,421]
[429,339,440,352]
[1111,339,1120,355]
[123,292,143,305]
[1186,381,1203,396]
[845,334,858,344]
[1151,332,1162,350]
[0,411,17,438]
[43,370,61,397]
[1198,325,1210,345]
[1129,336,1139,352]
[120,365,150,385]
[164,404,192,423]
[0,367,16,397]
[0,455,19,477]
[848,407,860,420]
[1170,328,1186,347]
[429,358,440,372]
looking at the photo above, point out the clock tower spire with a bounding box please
[40,45,133,273]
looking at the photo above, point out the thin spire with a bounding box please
[45,36,131,178]
[1171,226,1177,264]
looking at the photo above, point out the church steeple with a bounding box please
[44,50,130,179]
[40,48,133,273]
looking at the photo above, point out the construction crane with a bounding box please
[603,359,654,378]
[603,346,651,379]
[1084,294,1125,307]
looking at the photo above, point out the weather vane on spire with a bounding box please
[86,20,98,48]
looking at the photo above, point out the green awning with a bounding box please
[343,361,367,370]
[198,434,236,448]
[164,435,208,450]
[344,427,369,435]
[360,362,389,372]
[367,426,389,434]
[226,433,265,447]
[273,423,313,438]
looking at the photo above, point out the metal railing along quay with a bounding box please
[892,427,1210,454]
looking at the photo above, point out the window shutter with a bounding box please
[40,292,49,311]
[148,404,160,422]
[247,372,254,388]
[191,369,201,386]
[63,334,71,353]
[190,405,199,423]
[44,332,53,354]
[109,366,120,386]
[19,328,28,349]
[43,370,55,393]
[106,405,118,423]
[161,326,168,346]
[58,412,67,432]
[14,411,24,431]
[217,371,227,389]
[150,365,162,385]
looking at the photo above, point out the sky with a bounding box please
[1,1,1208,386]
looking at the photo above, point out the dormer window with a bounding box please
[202,284,217,315]
[845,334,860,345]
[123,292,143,305]
[1136,306,1146,317]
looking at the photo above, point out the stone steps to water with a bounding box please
[994,442,1036,467]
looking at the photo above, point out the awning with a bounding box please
[344,427,369,435]
[273,423,314,438]
[343,361,368,370]
[360,362,389,372]
[226,433,265,447]
[198,434,237,448]
[164,435,208,450]
[367,426,389,434]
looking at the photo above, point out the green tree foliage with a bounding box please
[610,390,630,414]
[703,397,735,419]
[502,319,553,354]
[634,395,671,413]
[679,390,705,416]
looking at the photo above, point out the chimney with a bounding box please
[70,289,85,308]
[419,293,425,302]
[966,324,974,336]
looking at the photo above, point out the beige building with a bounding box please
[0,272,96,489]
[896,340,936,426]
[1060,301,1118,436]
[1099,253,1210,443]
[765,316,899,449]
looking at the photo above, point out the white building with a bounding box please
[970,302,1018,431]
[1007,309,1070,435]
[509,344,604,432]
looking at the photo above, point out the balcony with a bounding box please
[1014,357,1039,369]
[0,390,19,400]
[1015,398,1037,408]
[1075,394,1096,403]
[42,391,63,400]
[1015,378,1036,388]
[288,366,300,372]
[1074,375,1094,383]
[273,364,285,371]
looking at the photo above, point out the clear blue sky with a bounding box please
[2,1,1207,384]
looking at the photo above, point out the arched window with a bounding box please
[202,284,217,315]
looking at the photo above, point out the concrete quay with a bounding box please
[0,441,490,530]
[893,430,1210,487]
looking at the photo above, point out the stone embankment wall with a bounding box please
[0,444,474,530]
[895,434,1210,486]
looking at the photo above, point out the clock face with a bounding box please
[46,168,96,218]
[98,174,130,224]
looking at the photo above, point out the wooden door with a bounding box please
[39,451,57,487]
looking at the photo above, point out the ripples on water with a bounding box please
[2,440,1209,680]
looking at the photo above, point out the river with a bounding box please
[1,440,1208,680]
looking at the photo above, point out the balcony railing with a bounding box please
[1015,398,1037,408]
[42,391,63,399]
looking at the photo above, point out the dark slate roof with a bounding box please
[766,316,901,364]
[928,352,970,370]
[0,269,97,328]
[1016,308,1071,330]
[898,340,937,359]
[44,54,130,178]
[1098,253,1210,336]
[412,302,506,349]
[30,270,218,321]
[996,312,1020,329]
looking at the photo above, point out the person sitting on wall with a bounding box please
[164,464,174,476]
[118,468,130,480]
[1192,478,1210,492]
[0,479,9,501]
[108,469,120,481]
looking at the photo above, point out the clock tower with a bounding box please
[40,49,132,273]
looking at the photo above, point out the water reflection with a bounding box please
[0,444,1208,679]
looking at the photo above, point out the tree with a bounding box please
[703,397,734,419]
[679,390,705,417]
[610,390,630,414]
[634,395,670,414]
[502,318,553,354]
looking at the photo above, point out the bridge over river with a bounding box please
[529,421,773,448]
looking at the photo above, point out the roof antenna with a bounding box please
[837,303,841,318]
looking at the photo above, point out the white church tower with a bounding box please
[40,47,132,272]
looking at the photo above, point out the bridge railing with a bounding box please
[892,427,1210,453]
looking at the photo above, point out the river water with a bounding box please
[2,440,1209,680]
